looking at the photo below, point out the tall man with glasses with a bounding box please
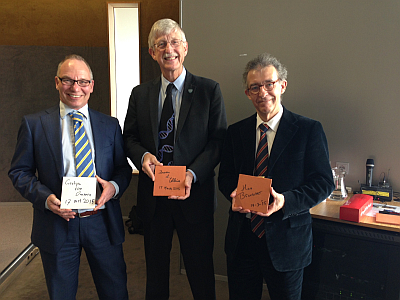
[218,53,334,300]
[9,54,132,300]
[123,18,227,299]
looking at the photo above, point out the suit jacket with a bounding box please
[218,107,334,272]
[123,70,227,224]
[8,105,132,254]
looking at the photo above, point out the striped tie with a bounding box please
[69,112,94,177]
[251,123,269,238]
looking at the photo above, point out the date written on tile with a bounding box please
[61,177,96,209]
[234,174,272,214]
[153,165,186,197]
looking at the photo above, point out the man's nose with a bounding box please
[70,81,80,90]
[258,85,269,96]
[165,41,173,52]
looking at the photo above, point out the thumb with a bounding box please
[230,188,237,198]
[96,175,104,185]
[48,194,61,206]
[270,186,276,197]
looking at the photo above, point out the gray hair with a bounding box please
[56,54,93,80]
[242,53,287,87]
[148,18,186,50]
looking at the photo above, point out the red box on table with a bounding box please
[339,194,373,222]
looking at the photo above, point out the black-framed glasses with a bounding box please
[154,39,184,50]
[57,77,92,87]
[247,79,280,95]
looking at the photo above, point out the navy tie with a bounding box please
[251,123,269,238]
[158,84,175,165]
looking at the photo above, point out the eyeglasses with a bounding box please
[247,79,280,95]
[154,39,184,50]
[57,77,92,87]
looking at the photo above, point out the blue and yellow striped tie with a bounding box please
[69,112,94,177]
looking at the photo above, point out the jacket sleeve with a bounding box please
[218,125,239,202]
[123,84,156,171]
[186,81,227,183]
[8,116,55,211]
[108,118,132,198]
[281,121,335,219]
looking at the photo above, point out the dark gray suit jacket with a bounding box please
[123,70,227,224]
[9,105,132,254]
[218,107,334,272]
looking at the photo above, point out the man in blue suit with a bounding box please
[218,53,334,300]
[8,54,132,300]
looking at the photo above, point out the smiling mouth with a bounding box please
[258,97,274,103]
[68,94,82,98]
[164,54,178,61]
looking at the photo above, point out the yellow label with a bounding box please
[362,190,390,197]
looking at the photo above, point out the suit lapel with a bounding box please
[240,114,258,175]
[176,71,195,139]
[268,108,299,172]
[89,109,105,175]
[41,105,63,179]
[150,79,161,149]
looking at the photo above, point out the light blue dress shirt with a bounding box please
[53,101,118,213]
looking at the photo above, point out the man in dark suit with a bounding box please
[8,54,132,300]
[218,53,334,300]
[123,19,227,299]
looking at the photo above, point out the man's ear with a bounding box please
[149,48,156,60]
[280,80,287,94]
[55,76,60,90]
[245,89,251,99]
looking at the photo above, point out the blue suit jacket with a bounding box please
[9,104,132,254]
[218,107,334,272]
[123,70,227,224]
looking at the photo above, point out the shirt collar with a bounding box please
[161,66,186,93]
[59,100,89,120]
[256,104,283,132]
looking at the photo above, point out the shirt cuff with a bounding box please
[187,169,197,183]
[110,181,119,198]
[141,152,150,166]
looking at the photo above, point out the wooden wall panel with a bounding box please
[1,45,109,202]
[0,0,179,203]
[0,0,179,48]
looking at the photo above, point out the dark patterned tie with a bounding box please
[69,112,94,177]
[157,84,175,165]
[251,123,269,238]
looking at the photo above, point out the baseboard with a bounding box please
[0,244,39,294]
